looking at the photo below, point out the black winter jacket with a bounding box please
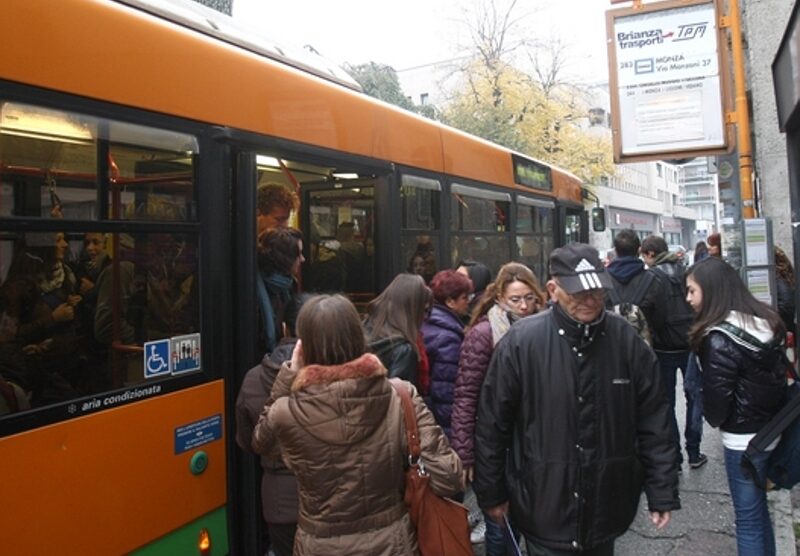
[474,305,680,551]
[642,261,693,351]
[699,319,787,434]
[367,336,417,385]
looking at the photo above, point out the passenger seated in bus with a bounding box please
[257,183,298,237]
[236,293,309,556]
[257,228,304,354]
[0,233,83,404]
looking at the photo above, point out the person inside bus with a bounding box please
[236,293,309,556]
[335,221,369,292]
[364,273,433,389]
[143,233,198,340]
[252,294,462,555]
[258,227,304,354]
[74,233,114,389]
[0,232,83,404]
[257,183,298,237]
[409,235,437,283]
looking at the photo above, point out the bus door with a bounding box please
[397,171,445,285]
[301,179,382,311]
[561,204,587,245]
[516,195,555,281]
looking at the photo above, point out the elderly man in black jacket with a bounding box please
[474,243,680,555]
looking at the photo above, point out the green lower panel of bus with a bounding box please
[131,506,229,556]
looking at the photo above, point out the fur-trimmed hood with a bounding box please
[288,353,393,446]
[292,353,386,391]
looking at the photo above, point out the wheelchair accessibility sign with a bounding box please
[144,339,171,378]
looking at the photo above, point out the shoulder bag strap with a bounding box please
[390,378,421,459]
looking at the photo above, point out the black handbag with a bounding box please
[742,381,800,490]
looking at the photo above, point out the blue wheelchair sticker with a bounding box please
[144,339,171,378]
[175,414,222,454]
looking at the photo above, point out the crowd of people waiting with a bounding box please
[239,188,797,556]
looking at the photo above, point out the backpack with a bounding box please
[609,272,654,345]
[651,266,694,350]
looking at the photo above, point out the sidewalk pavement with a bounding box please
[617,371,796,555]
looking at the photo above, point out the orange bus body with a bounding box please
[1,0,582,200]
[0,1,583,553]
[0,381,226,554]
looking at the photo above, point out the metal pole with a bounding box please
[726,0,756,218]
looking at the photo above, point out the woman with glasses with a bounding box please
[450,262,545,555]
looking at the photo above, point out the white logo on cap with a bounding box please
[579,272,603,290]
[574,258,595,272]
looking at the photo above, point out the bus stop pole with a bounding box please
[725,0,757,218]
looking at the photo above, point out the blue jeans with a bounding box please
[724,447,776,555]
[655,350,702,463]
[484,510,508,556]
[684,353,704,458]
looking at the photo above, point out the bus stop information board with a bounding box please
[607,0,728,161]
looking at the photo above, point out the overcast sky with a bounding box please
[232,0,611,84]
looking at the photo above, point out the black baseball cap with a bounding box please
[549,243,613,294]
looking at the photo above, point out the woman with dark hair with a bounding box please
[257,227,304,353]
[364,273,432,388]
[252,294,462,555]
[1,232,82,403]
[456,259,492,320]
[694,240,709,263]
[451,262,545,553]
[686,257,787,555]
[421,269,473,437]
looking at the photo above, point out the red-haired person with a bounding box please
[421,269,473,438]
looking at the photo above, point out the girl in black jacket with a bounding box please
[686,257,787,556]
[364,273,432,388]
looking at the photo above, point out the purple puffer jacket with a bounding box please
[421,304,465,438]
[450,317,493,466]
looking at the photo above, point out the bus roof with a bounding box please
[1,0,581,203]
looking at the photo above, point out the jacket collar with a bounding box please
[292,353,386,392]
[551,303,606,349]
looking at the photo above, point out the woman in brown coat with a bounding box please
[252,294,463,555]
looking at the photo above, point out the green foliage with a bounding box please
[443,59,613,184]
[346,62,441,120]
[346,62,415,111]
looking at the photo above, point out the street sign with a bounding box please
[606,0,732,162]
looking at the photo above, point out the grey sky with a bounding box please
[232,0,610,83]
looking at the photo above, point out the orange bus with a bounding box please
[0,0,589,553]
